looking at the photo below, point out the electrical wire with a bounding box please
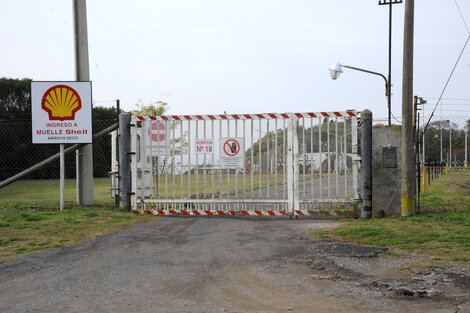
[454,0,470,34]
[420,35,470,141]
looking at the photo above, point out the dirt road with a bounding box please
[1,217,469,312]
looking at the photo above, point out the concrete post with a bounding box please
[119,113,131,211]
[401,0,415,217]
[361,110,372,219]
[73,0,93,206]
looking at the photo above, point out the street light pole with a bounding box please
[379,0,403,126]
[329,63,391,126]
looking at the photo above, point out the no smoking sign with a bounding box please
[220,137,244,169]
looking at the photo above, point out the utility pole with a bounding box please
[73,0,94,206]
[401,0,415,217]
[379,0,402,126]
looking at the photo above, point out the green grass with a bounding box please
[0,203,157,263]
[0,178,113,204]
[0,177,160,263]
[311,172,470,267]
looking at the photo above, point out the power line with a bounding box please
[421,35,470,139]
[454,0,470,34]
[423,97,470,101]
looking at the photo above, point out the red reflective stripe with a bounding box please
[281,113,289,118]
[204,210,214,215]
[169,210,177,215]
[256,114,265,119]
[295,113,303,118]
[255,210,263,215]
[184,115,192,120]
[308,210,317,215]
[333,112,342,117]
[229,210,238,215]
[232,114,240,119]
[268,113,277,118]
[216,210,225,215]
[220,115,228,119]
[137,116,145,120]
[244,114,252,119]
[321,112,330,117]
[196,115,204,120]
[160,116,169,120]
[172,115,181,120]
[181,210,190,215]
[157,210,165,215]
[307,112,317,117]
[208,115,216,120]
[295,210,304,215]
[241,210,250,216]
[267,210,276,216]
[192,210,201,215]
[280,211,288,215]
[347,111,356,116]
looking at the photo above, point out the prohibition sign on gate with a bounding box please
[148,121,166,143]
[223,138,240,156]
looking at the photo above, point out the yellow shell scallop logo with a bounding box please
[41,85,82,121]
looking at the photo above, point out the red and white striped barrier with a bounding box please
[135,111,356,121]
[132,209,354,217]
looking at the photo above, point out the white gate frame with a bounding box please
[123,111,359,216]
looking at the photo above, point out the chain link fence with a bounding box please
[419,102,470,168]
[0,118,116,182]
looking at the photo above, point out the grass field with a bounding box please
[0,178,157,263]
[311,171,470,267]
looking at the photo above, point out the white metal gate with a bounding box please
[123,111,359,216]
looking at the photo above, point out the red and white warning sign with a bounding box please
[220,137,244,168]
[195,139,214,154]
[145,121,170,156]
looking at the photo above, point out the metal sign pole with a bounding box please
[60,144,65,211]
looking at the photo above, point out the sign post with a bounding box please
[31,81,93,210]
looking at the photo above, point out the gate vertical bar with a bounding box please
[180,121,183,201]
[251,119,254,197]
[302,118,306,199]
[274,119,278,199]
[310,117,314,199]
[203,120,207,199]
[327,118,331,199]
[211,119,215,199]
[318,117,323,199]
[259,119,262,198]
[195,121,199,200]
[344,117,348,198]
[267,121,270,198]
[235,120,238,199]
[335,117,339,197]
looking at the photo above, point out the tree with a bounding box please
[129,100,168,116]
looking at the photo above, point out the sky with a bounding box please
[1,0,469,122]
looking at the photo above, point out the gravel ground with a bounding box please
[1,217,469,313]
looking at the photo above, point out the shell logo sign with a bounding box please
[41,85,82,121]
[31,81,92,144]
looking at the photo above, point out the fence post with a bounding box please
[360,109,372,219]
[119,113,131,211]
[446,162,449,178]
[422,166,427,193]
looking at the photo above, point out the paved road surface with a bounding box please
[1,217,469,312]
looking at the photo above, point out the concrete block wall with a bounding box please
[372,125,402,216]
